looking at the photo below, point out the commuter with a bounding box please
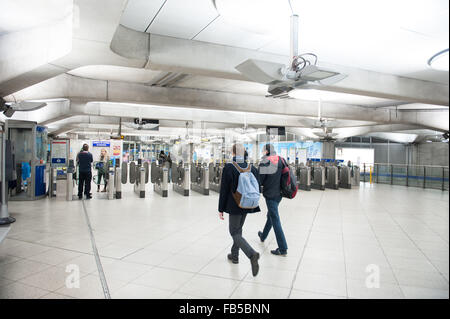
[76,144,93,199]
[158,150,167,166]
[258,144,288,256]
[218,143,261,276]
[167,153,173,182]
[95,149,110,192]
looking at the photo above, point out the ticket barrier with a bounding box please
[191,163,209,195]
[311,166,326,190]
[326,166,339,190]
[297,165,311,191]
[130,161,148,198]
[208,162,223,193]
[151,162,168,197]
[351,166,360,187]
[339,166,352,189]
[172,162,190,196]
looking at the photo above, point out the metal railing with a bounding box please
[361,163,449,191]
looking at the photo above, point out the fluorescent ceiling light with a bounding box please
[428,49,449,71]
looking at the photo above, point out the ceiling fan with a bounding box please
[124,118,159,131]
[234,1,346,98]
[298,97,341,140]
[1,98,47,117]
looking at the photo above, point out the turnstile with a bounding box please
[131,161,148,198]
[297,165,311,191]
[326,166,339,190]
[172,163,190,196]
[339,166,352,189]
[311,166,325,190]
[351,166,360,187]
[191,163,209,195]
[208,163,223,193]
[151,162,168,197]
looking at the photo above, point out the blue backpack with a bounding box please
[231,162,260,209]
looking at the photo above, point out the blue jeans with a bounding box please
[261,197,288,252]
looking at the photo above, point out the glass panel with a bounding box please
[392,165,407,186]
[408,166,425,188]
[377,164,391,184]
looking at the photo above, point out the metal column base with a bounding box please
[209,183,221,193]
[173,183,189,196]
[115,191,122,199]
[191,183,209,195]
[326,183,339,190]
[154,183,168,197]
[134,183,145,198]
[339,183,351,189]
[299,184,311,191]
[312,184,325,190]
[0,217,16,225]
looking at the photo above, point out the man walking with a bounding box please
[76,144,93,200]
[218,144,261,276]
[258,144,288,256]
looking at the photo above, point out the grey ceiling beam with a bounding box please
[110,26,449,106]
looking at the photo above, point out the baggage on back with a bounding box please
[231,162,260,209]
[280,157,298,199]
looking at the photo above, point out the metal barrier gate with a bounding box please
[326,166,339,190]
[208,163,223,193]
[191,163,209,195]
[151,162,168,197]
[172,162,190,196]
[311,166,325,190]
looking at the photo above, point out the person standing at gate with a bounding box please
[76,144,93,200]
[96,148,110,192]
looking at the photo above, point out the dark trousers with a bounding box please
[261,197,288,252]
[97,170,107,187]
[229,213,256,259]
[78,171,92,197]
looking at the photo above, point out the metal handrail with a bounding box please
[361,163,449,169]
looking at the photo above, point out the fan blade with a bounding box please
[299,118,320,128]
[12,101,47,111]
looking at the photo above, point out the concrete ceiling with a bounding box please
[120,0,449,84]
[0,0,448,143]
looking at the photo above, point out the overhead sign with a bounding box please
[93,141,110,147]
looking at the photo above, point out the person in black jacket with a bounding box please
[218,143,261,276]
[258,144,288,256]
[76,144,93,200]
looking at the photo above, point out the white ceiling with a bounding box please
[120,0,449,84]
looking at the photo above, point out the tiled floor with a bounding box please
[0,182,448,299]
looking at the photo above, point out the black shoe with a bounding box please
[78,195,82,200]
[227,254,238,264]
[250,252,260,277]
[85,195,92,200]
[270,248,287,257]
[258,231,265,242]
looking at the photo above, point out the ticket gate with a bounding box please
[172,162,189,196]
[297,165,311,191]
[326,166,339,190]
[130,161,148,198]
[191,163,209,195]
[208,163,223,193]
[311,166,325,190]
[151,162,168,197]
[339,166,352,189]
[351,166,360,187]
